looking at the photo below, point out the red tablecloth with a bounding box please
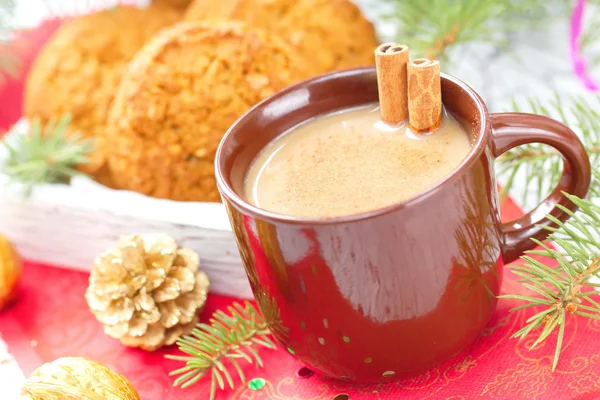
[2,19,600,400]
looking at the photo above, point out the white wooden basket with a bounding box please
[0,120,253,299]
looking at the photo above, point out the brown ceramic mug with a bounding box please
[215,68,592,382]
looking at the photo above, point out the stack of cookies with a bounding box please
[24,0,380,201]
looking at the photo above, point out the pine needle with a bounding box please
[167,301,276,399]
[498,94,600,205]
[1,115,94,195]
[380,0,551,63]
[499,194,600,371]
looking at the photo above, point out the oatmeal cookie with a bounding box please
[24,5,181,174]
[105,21,313,201]
[152,0,193,10]
[184,0,379,73]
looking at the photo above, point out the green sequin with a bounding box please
[343,336,350,343]
[248,377,266,391]
[288,347,295,354]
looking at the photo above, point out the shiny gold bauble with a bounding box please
[0,234,22,310]
[20,357,140,400]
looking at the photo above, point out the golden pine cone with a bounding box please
[85,234,210,351]
[21,357,140,400]
[24,5,181,175]
[105,21,314,201]
[0,234,22,310]
[184,0,379,73]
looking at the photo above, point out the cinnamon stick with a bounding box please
[375,43,409,124]
[407,58,442,133]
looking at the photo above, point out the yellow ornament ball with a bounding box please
[0,234,22,310]
[21,357,140,400]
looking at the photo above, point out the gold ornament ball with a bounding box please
[85,233,210,351]
[20,357,140,400]
[0,234,22,310]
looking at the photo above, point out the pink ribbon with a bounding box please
[570,0,599,91]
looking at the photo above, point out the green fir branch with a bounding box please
[1,115,94,195]
[497,94,600,205]
[591,169,600,199]
[500,194,600,371]
[380,0,550,62]
[167,302,277,400]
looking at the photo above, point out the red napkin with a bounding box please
[0,19,62,133]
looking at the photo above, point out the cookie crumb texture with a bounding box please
[152,0,194,10]
[106,22,313,201]
[24,5,182,174]
[184,0,379,73]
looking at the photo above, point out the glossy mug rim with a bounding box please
[214,67,488,225]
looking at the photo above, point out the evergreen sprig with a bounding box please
[497,94,600,205]
[380,0,551,62]
[167,302,277,400]
[500,194,600,371]
[1,115,93,195]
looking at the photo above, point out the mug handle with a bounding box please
[490,113,592,264]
